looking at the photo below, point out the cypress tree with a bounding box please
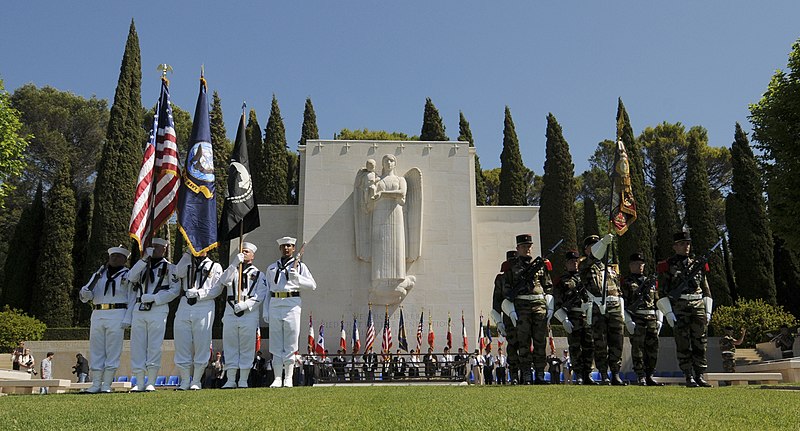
[583,197,600,239]
[684,127,731,306]
[87,20,143,270]
[539,113,577,271]
[293,98,319,204]
[420,98,449,141]
[774,236,800,317]
[209,91,232,266]
[725,123,776,304]
[72,193,93,326]
[499,107,527,206]
[33,159,75,327]
[615,99,653,272]
[1,184,44,312]
[458,111,487,206]
[263,95,288,204]
[246,109,266,204]
[648,123,683,261]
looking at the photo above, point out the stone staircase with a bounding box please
[735,348,765,366]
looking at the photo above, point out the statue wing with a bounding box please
[354,169,371,262]
[404,168,423,263]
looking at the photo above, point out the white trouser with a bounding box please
[268,301,301,366]
[222,309,259,370]
[130,306,169,372]
[173,302,214,369]
[89,309,126,371]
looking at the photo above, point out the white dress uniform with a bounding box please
[217,257,267,388]
[263,238,317,388]
[172,253,222,390]
[127,250,179,391]
[79,251,136,393]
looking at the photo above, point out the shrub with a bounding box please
[0,306,46,352]
[711,298,797,347]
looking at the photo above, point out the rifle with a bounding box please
[560,273,587,311]
[668,238,723,300]
[507,238,564,299]
[625,274,657,313]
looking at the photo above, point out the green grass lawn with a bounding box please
[1,385,797,430]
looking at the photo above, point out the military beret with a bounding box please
[565,250,580,260]
[629,252,646,262]
[516,234,533,245]
[673,231,692,242]
[583,235,600,247]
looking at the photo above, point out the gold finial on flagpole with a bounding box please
[156,63,172,85]
[200,64,207,89]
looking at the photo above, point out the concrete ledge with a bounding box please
[739,358,800,383]
[705,372,783,387]
[0,379,72,394]
[0,369,32,380]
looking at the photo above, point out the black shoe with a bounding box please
[533,377,549,385]
[522,370,533,385]
[611,372,627,386]
[645,375,664,386]
[575,376,584,385]
[600,375,611,386]
[685,375,699,388]
[638,376,647,386]
[583,374,599,385]
[695,375,712,387]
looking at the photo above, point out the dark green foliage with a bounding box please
[0,306,46,352]
[483,168,500,205]
[87,20,143,271]
[71,193,93,326]
[538,113,577,270]
[419,98,448,141]
[498,107,527,206]
[582,197,600,240]
[300,98,319,147]
[263,95,289,204]
[41,327,90,340]
[209,91,232,266]
[336,129,416,140]
[245,109,266,204]
[684,127,731,306]
[33,158,75,327]
[710,299,796,346]
[1,184,44,311]
[773,236,800,317]
[287,152,299,205]
[725,123,776,304]
[642,123,683,261]
[615,99,653,272]
[458,112,487,206]
[749,39,800,251]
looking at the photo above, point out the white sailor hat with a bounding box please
[276,236,297,246]
[107,246,131,258]
[151,238,169,247]
[242,242,258,253]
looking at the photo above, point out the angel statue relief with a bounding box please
[354,154,422,305]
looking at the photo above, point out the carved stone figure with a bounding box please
[355,154,422,304]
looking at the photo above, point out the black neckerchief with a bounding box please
[191,258,211,289]
[104,265,127,296]
[146,258,169,294]
[274,257,295,284]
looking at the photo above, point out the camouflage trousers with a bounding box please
[566,310,593,376]
[591,304,624,374]
[673,312,708,375]
[503,314,519,374]
[722,352,735,373]
[630,317,659,377]
[515,306,548,372]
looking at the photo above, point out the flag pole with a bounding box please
[601,130,620,307]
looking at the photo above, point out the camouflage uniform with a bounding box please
[581,257,625,384]
[657,254,712,382]
[621,272,661,383]
[553,270,593,383]
[504,255,553,384]
[492,268,519,383]
[719,335,736,373]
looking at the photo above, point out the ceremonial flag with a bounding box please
[485,321,493,352]
[398,308,409,352]
[255,327,261,352]
[609,138,637,235]
[308,314,316,353]
[129,77,179,250]
[427,313,435,350]
[365,307,375,353]
[177,74,218,255]
[548,326,556,356]
[218,108,260,242]
[479,314,486,352]
[352,317,361,354]
[416,310,424,350]
[340,319,347,353]
[461,311,468,351]
[446,313,453,350]
[381,309,393,353]
[316,324,326,357]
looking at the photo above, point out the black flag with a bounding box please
[218,112,260,241]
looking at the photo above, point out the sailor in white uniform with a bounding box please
[79,246,136,393]
[263,236,317,388]
[217,242,267,388]
[172,251,222,390]
[127,238,180,392]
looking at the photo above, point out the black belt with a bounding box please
[271,291,300,298]
[93,303,127,310]
[227,295,253,301]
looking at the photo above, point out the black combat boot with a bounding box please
[610,371,627,386]
[637,375,647,386]
[575,375,584,385]
[695,374,712,387]
[533,369,549,385]
[685,375,699,388]
[582,373,599,385]
[600,372,611,385]
[509,367,518,385]
[522,369,533,385]
[645,374,664,386]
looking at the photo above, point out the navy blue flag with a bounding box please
[398,307,409,352]
[177,75,218,255]
[218,111,260,241]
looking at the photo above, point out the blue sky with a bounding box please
[2,1,798,174]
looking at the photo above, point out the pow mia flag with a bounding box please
[218,110,261,242]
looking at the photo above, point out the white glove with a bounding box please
[143,247,153,260]
[79,288,93,302]
[624,311,636,334]
[665,312,677,328]
[703,297,713,324]
[545,294,554,323]
[656,321,663,335]
[509,311,518,326]
[233,253,245,266]
[706,313,712,324]
[233,302,247,313]
[590,234,614,259]
[501,299,518,327]
[121,321,131,329]
[496,321,506,337]
[185,289,199,299]
[562,319,574,334]
[140,293,156,303]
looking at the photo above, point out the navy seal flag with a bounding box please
[177,74,218,255]
[218,109,260,241]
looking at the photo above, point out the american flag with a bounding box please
[308,314,316,353]
[352,317,361,354]
[416,310,424,350]
[479,313,486,352]
[427,313,435,350]
[398,308,408,352]
[485,320,493,352]
[365,307,375,352]
[129,78,179,250]
[339,319,347,353]
[381,309,393,353]
[462,311,468,351]
[316,324,326,357]
[446,313,453,350]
